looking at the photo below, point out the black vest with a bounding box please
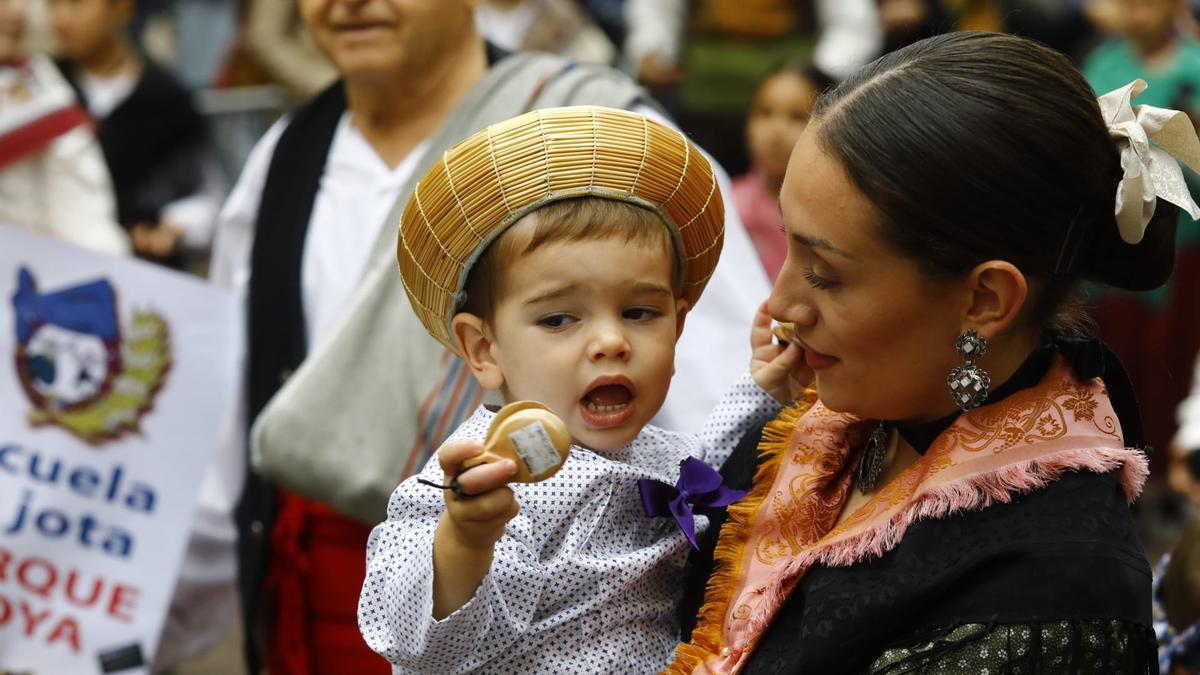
[239,81,347,671]
[58,57,207,268]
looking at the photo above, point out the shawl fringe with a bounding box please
[666,395,814,674]
[742,445,1149,638]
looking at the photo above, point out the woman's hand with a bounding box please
[749,300,813,404]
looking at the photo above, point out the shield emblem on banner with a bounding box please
[11,267,170,443]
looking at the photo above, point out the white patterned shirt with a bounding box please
[359,373,778,674]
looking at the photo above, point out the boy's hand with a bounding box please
[431,440,519,618]
[749,301,813,404]
[436,440,520,550]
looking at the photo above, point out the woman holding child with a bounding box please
[670,31,1200,674]
[359,30,1200,675]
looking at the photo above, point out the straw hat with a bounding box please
[397,105,725,353]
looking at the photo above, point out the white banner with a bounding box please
[0,227,237,674]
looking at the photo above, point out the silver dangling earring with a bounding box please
[947,330,991,412]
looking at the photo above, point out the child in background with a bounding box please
[732,60,834,282]
[49,0,220,268]
[0,0,126,254]
[358,106,805,674]
[1084,0,1200,111]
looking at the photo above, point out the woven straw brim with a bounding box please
[397,105,725,353]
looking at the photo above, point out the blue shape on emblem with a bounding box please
[12,266,118,345]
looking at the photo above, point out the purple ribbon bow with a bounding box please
[637,457,747,549]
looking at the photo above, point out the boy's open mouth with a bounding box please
[579,377,636,427]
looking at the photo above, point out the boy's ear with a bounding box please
[451,313,505,391]
[673,298,690,342]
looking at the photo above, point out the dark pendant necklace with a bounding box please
[856,422,891,493]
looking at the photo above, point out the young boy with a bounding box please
[0,0,126,255]
[49,0,219,267]
[358,106,803,673]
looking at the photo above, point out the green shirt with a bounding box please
[1083,37,1200,111]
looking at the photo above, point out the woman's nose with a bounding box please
[768,264,818,328]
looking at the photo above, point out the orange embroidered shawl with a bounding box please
[668,357,1149,674]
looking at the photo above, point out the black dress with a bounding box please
[677,338,1159,674]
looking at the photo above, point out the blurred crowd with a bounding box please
[4,0,1200,673]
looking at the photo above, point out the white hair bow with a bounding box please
[1099,79,1200,244]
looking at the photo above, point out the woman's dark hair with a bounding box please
[812,32,1178,327]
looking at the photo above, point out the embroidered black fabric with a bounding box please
[869,619,1157,674]
[677,337,1156,674]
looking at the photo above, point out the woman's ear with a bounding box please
[962,260,1028,340]
[451,313,505,391]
